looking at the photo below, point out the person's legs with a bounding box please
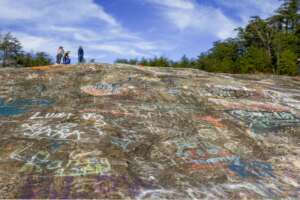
[79,56,83,63]
[56,54,62,64]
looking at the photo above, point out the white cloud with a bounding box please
[145,0,281,39]
[0,0,119,26]
[148,0,195,9]
[214,0,281,23]
[146,0,238,39]
[0,0,161,62]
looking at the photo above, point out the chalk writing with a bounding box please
[82,113,106,135]
[81,83,122,96]
[56,158,111,177]
[111,137,134,151]
[95,83,120,91]
[196,115,225,128]
[0,98,53,116]
[19,174,156,199]
[11,147,110,177]
[228,158,274,178]
[174,138,238,171]
[206,85,260,98]
[30,112,73,120]
[227,110,300,132]
[50,141,65,152]
[11,148,63,173]
[94,175,156,197]
[21,122,83,140]
[167,88,180,95]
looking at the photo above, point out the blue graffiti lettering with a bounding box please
[228,158,274,178]
[0,98,54,116]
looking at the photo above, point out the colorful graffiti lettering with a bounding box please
[206,85,260,98]
[167,88,180,95]
[174,139,238,171]
[56,158,111,177]
[195,115,225,128]
[21,122,83,140]
[11,149,63,173]
[81,83,122,96]
[11,147,111,177]
[228,158,274,178]
[227,110,300,132]
[30,112,73,120]
[82,113,106,135]
[0,98,53,116]
[111,137,134,151]
[95,83,120,91]
[50,141,66,152]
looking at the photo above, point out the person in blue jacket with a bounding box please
[63,51,71,64]
[78,46,84,63]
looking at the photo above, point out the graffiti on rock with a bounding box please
[30,112,73,120]
[195,115,225,128]
[209,98,290,112]
[0,98,53,117]
[11,147,111,177]
[56,158,111,177]
[167,88,181,95]
[94,175,156,198]
[21,122,83,140]
[19,175,74,199]
[19,174,156,199]
[81,83,122,96]
[206,85,262,98]
[11,147,63,173]
[174,138,238,171]
[228,158,274,178]
[50,141,66,152]
[82,113,106,136]
[227,110,300,132]
[111,136,135,151]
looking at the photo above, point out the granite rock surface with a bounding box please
[0,64,300,199]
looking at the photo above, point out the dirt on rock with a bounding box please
[0,64,300,199]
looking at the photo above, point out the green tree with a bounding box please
[175,55,190,68]
[277,49,298,75]
[154,56,170,67]
[16,52,52,67]
[115,58,130,64]
[239,17,276,70]
[197,39,240,73]
[275,0,299,32]
[139,57,149,66]
[34,52,52,66]
[238,46,272,73]
[0,33,22,67]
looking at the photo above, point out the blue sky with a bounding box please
[0,0,281,63]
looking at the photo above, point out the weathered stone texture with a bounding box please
[0,64,300,199]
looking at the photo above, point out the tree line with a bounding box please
[116,0,300,76]
[0,33,52,67]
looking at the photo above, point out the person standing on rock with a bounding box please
[63,51,71,64]
[78,46,84,63]
[56,46,64,64]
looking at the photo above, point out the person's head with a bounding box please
[297,58,300,64]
